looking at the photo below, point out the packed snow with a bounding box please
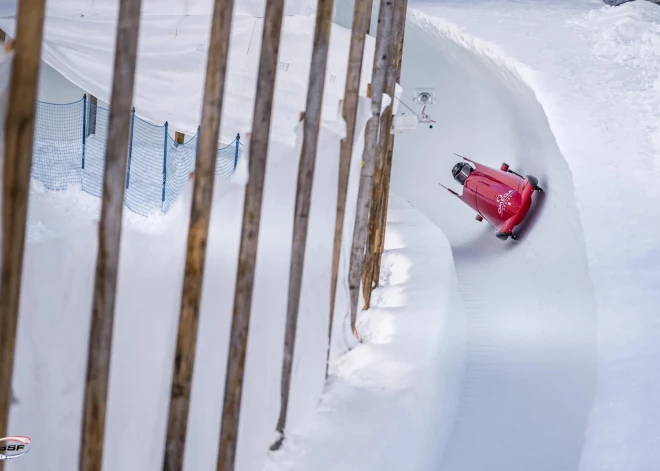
[270,0,660,469]
[2,0,660,470]
[393,2,660,470]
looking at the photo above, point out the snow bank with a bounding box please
[8,88,371,470]
[577,1,660,160]
[265,195,467,471]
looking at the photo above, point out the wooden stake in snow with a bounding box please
[326,0,374,377]
[347,0,395,335]
[362,0,408,308]
[271,0,336,452]
[0,0,46,461]
[79,1,142,469]
[216,0,286,469]
[162,0,235,469]
[373,0,408,289]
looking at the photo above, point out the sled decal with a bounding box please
[496,190,514,215]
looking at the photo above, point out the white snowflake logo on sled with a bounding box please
[496,190,514,215]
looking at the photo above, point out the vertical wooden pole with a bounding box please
[361,0,408,307]
[162,0,235,469]
[347,0,395,335]
[373,0,408,289]
[271,0,335,452]
[0,2,46,465]
[175,131,185,145]
[215,1,285,470]
[79,1,143,470]
[326,0,373,376]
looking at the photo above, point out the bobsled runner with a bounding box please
[439,154,543,241]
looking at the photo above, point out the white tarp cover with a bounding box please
[0,0,323,17]
[0,1,380,146]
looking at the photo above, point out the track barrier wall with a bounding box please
[32,95,242,216]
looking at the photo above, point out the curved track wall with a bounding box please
[391,16,598,471]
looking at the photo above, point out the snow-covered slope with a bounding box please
[7,75,372,470]
[266,1,660,471]
[265,194,467,471]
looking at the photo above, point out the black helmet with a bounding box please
[452,162,472,186]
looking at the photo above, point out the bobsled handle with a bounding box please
[438,183,459,196]
[453,152,477,165]
[453,152,491,174]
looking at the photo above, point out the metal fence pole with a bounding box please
[233,132,240,170]
[162,0,236,468]
[125,107,135,189]
[82,94,87,169]
[79,0,143,469]
[0,0,47,461]
[163,121,168,203]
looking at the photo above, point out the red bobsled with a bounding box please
[439,154,543,241]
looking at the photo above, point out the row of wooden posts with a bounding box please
[0,0,408,469]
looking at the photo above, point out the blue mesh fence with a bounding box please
[32,95,243,216]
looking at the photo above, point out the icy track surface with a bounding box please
[392,8,598,471]
[393,1,660,470]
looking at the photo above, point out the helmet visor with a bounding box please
[452,162,472,185]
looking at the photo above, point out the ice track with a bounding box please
[391,15,598,471]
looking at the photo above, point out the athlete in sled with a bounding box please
[439,155,543,241]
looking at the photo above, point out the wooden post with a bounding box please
[373,0,408,289]
[361,0,407,308]
[162,0,235,469]
[88,94,98,136]
[326,0,373,377]
[271,0,335,452]
[216,0,285,469]
[175,131,185,145]
[0,2,46,464]
[347,0,395,336]
[78,1,143,470]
